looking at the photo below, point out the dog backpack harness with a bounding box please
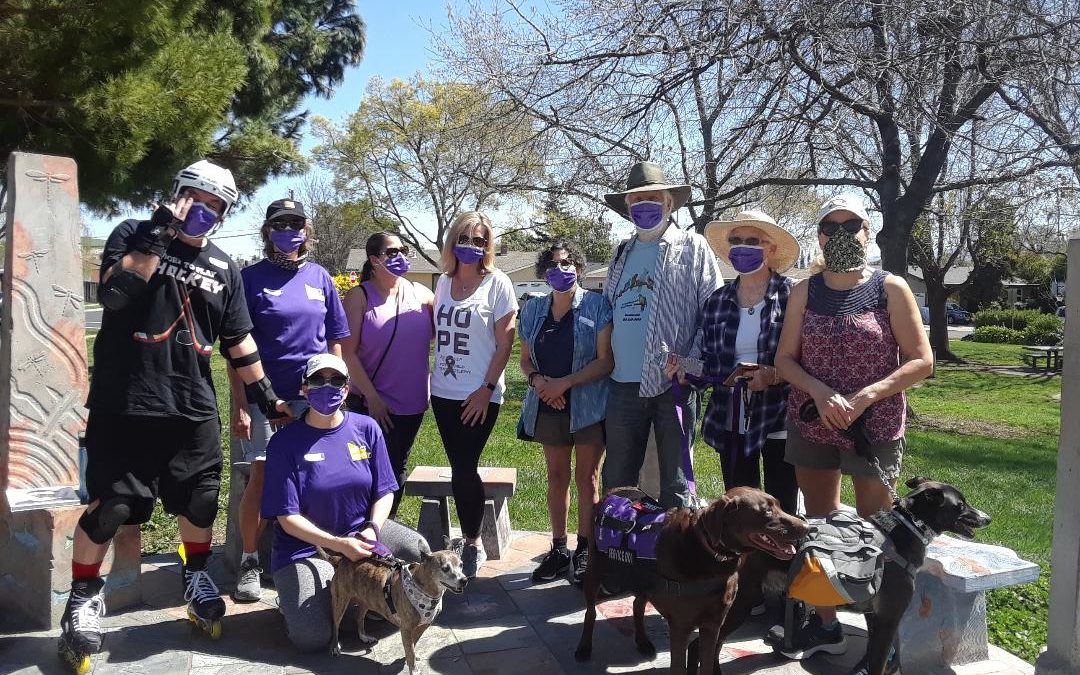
[778,505,936,652]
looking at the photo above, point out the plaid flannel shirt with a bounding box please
[698,272,793,457]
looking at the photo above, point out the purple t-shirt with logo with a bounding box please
[261,411,399,574]
[242,260,350,400]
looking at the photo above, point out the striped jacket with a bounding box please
[604,226,723,398]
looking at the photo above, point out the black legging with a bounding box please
[720,437,800,516]
[345,394,425,518]
[430,395,500,539]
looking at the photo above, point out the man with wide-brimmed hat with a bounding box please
[601,161,722,508]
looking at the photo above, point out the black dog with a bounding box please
[713,476,992,675]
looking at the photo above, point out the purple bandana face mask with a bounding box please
[454,245,485,265]
[306,384,346,416]
[545,266,577,293]
[270,228,306,254]
[181,202,220,237]
[629,201,665,231]
[728,245,765,275]
[383,253,411,277]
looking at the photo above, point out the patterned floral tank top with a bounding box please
[787,270,905,449]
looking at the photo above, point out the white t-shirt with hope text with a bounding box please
[430,269,518,404]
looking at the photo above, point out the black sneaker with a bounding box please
[776,612,847,659]
[571,546,588,585]
[531,547,571,582]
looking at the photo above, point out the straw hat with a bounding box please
[603,161,692,220]
[704,210,801,273]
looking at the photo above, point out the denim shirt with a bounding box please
[518,287,613,436]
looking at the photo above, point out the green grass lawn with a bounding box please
[111,336,1056,662]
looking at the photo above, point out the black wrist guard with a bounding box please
[245,377,284,418]
[131,207,180,257]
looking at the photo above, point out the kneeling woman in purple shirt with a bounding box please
[262,354,430,652]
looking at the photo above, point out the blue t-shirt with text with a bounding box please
[611,239,659,382]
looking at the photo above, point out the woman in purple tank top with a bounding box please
[341,232,434,517]
[774,194,933,658]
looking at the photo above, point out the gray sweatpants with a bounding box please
[273,519,430,652]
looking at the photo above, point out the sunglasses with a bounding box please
[543,259,576,272]
[268,217,307,231]
[457,234,488,247]
[727,236,764,247]
[305,373,348,388]
[818,218,864,236]
[381,245,411,258]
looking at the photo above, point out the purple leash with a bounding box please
[671,376,698,495]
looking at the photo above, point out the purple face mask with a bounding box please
[181,202,219,237]
[270,228,306,254]
[629,201,665,231]
[545,266,577,293]
[454,245,485,265]
[728,245,765,275]
[306,384,346,416]
[383,254,411,277]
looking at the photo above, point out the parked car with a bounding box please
[518,291,546,305]
[946,303,973,325]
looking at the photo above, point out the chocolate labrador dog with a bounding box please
[575,486,808,675]
[717,476,991,675]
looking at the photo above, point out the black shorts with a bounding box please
[85,412,223,524]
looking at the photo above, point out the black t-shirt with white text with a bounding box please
[87,219,254,420]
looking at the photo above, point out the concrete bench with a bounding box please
[403,466,517,560]
[897,534,1040,672]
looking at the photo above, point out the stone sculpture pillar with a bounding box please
[1035,232,1080,675]
[0,152,140,630]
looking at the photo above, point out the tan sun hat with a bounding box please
[603,161,692,220]
[704,210,801,274]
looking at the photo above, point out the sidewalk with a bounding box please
[3,532,1034,674]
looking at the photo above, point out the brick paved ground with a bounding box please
[2,532,1033,674]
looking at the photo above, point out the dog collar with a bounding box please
[400,565,443,625]
[891,504,936,546]
[692,512,739,563]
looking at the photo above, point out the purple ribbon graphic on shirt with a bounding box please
[442,355,457,378]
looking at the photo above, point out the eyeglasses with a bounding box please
[818,218,864,236]
[727,236,764,247]
[269,217,307,231]
[542,260,576,272]
[381,245,411,258]
[305,373,348,388]
[457,234,488,247]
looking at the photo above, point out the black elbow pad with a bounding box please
[99,270,148,311]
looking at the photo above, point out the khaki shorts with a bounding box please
[533,410,604,447]
[783,423,904,479]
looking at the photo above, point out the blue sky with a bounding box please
[85,1,449,259]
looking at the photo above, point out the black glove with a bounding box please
[130,206,180,257]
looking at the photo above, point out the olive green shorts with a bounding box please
[783,423,904,479]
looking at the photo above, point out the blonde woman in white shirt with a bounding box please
[429,211,518,578]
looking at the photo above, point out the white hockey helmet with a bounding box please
[170,160,239,216]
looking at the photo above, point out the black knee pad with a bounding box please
[79,497,139,545]
[183,484,219,528]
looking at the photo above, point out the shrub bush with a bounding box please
[973,309,1045,330]
[968,326,1025,344]
[333,272,359,298]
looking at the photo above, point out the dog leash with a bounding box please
[799,400,898,502]
[671,376,699,497]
